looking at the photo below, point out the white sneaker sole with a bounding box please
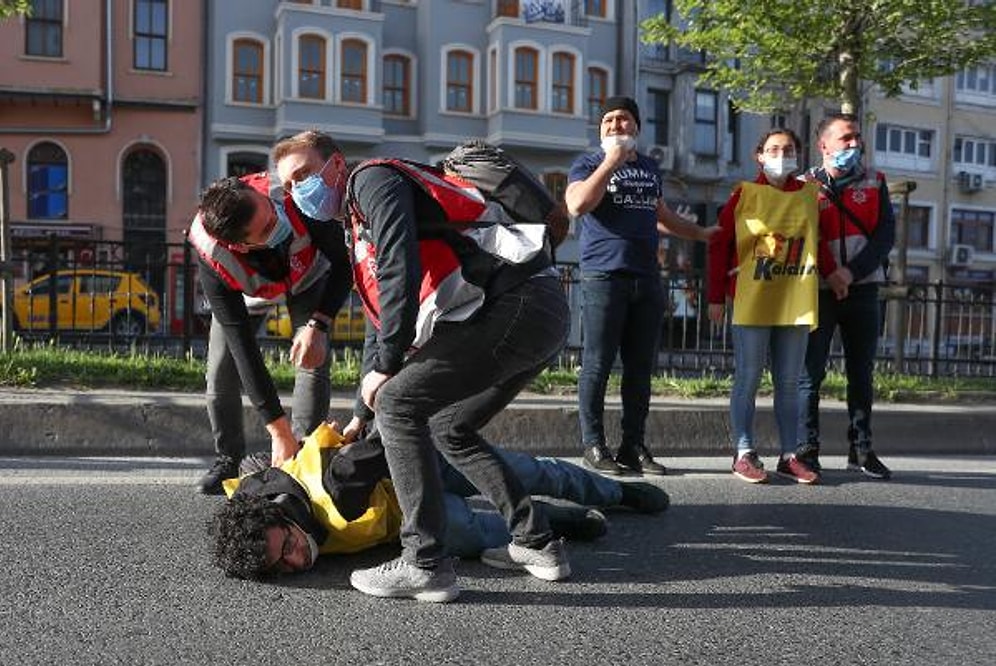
[349,575,460,603]
[480,551,572,582]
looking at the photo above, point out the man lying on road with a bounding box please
[208,422,669,586]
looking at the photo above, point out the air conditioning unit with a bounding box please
[958,170,984,194]
[647,144,674,171]
[948,243,975,268]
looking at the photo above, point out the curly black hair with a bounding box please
[207,494,288,580]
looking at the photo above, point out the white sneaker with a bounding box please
[350,556,460,603]
[480,538,571,581]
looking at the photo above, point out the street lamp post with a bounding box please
[886,179,917,370]
[0,148,16,353]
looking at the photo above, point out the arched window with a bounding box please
[122,149,167,286]
[552,52,575,114]
[341,38,368,103]
[383,54,411,116]
[27,142,68,219]
[233,38,264,103]
[446,50,474,112]
[514,47,538,110]
[298,35,326,99]
[587,66,607,122]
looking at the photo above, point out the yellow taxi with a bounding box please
[264,291,367,343]
[12,269,161,337]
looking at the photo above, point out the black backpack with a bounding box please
[440,140,569,248]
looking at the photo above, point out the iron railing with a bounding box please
[4,234,996,377]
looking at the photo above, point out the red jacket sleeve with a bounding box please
[707,187,741,304]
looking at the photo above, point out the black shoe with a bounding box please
[539,501,608,542]
[795,442,822,473]
[619,481,670,513]
[848,446,892,480]
[615,445,667,476]
[197,457,241,495]
[582,444,624,476]
[239,451,272,476]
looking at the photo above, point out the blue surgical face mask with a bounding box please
[291,164,343,222]
[831,146,862,172]
[263,202,292,247]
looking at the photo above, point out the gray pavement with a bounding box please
[1,454,994,665]
[0,387,994,458]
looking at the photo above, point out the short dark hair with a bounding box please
[272,130,342,165]
[208,494,288,580]
[198,177,258,244]
[754,128,803,155]
[816,113,860,139]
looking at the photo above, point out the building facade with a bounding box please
[0,0,204,332]
[866,68,996,286]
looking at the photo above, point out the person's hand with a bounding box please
[266,416,301,467]
[341,415,367,444]
[827,266,853,300]
[708,303,726,325]
[602,141,634,169]
[360,370,392,410]
[290,323,328,370]
[699,225,719,242]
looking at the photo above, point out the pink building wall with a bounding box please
[0,0,203,248]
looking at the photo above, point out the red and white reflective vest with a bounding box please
[812,169,887,285]
[187,172,330,301]
[347,159,504,349]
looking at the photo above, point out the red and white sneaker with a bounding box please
[776,455,820,484]
[732,451,769,484]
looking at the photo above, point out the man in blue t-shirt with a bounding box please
[566,96,713,476]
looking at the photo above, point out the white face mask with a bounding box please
[762,156,798,180]
[601,134,637,153]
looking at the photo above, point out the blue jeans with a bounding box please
[799,284,880,450]
[205,277,332,461]
[731,324,809,455]
[440,448,622,556]
[374,275,570,567]
[578,271,665,451]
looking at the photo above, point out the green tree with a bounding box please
[0,0,30,19]
[642,0,996,114]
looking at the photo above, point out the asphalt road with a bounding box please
[1,454,994,665]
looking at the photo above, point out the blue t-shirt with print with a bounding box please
[568,150,662,276]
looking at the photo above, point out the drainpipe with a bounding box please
[0,0,114,135]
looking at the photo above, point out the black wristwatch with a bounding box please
[306,318,330,333]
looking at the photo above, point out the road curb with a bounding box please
[1,388,993,458]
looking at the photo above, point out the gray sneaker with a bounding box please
[349,556,460,603]
[480,538,571,581]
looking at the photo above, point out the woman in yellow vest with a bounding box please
[707,129,830,485]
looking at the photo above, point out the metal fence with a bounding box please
[4,234,996,377]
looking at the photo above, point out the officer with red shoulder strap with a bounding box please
[189,134,352,494]
[796,113,896,480]
[272,144,573,602]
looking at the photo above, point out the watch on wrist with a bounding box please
[306,318,330,333]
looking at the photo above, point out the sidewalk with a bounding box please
[1,387,993,458]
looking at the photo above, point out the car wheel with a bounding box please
[109,311,147,338]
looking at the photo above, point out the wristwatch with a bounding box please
[306,318,330,333]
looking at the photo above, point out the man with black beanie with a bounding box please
[566,95,714,477]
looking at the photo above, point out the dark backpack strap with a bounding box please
[821,183,873,238]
